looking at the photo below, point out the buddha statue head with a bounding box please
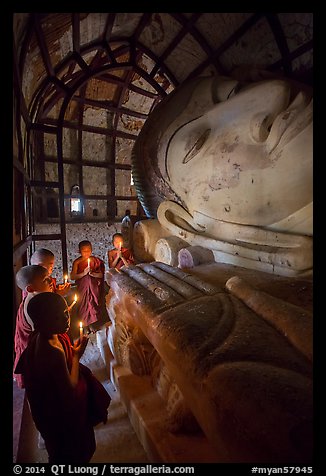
[133,73,312,231]
[132,73,312,275]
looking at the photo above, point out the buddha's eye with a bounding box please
[182,129,211,164]
[250,113,272,143]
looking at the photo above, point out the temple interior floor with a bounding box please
[13,327,150,464]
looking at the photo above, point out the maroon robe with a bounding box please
[108,247,135,270]
[15,332,110,463]
[13,299,31,388]
[59,334,111,427]
[74,257,106,326]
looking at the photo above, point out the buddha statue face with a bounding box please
[164,78,312,232]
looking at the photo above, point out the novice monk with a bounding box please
[15,292,111,463]
[70,240,107,332]
[108,233,135,270]
[13,265,54,388]
[29,248,71,296]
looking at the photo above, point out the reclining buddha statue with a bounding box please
[131,72,312,276]
[109,71,313,464]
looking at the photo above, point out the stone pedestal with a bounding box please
[106,261,312,463]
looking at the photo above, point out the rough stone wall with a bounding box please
[34,222,122,281]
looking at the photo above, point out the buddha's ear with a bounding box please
[157,200,205,235]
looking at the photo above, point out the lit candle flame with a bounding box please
[74,294,78,302]
[87,258,90,267]
[64,274,68,284]
[79,321,83,339]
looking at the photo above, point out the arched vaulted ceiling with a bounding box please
[13,13,313,163]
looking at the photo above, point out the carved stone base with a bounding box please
[106,261,312,463]
[114,365,220,463]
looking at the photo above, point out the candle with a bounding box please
[79,321,83,340]
[64,274,68,285]
[87,258,90,268]
[68,294,78,311]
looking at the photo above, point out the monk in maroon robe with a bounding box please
[70,240,108,329]
[108,232,135,270]
[14,265,54,388]
[15,292,111,463]
[23,248,71,298]
[13,300,32,389]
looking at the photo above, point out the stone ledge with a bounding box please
[114,365,220,463]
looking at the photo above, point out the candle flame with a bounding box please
[79,320,83,339]
[64,274,68,283]
[74,294,78,302]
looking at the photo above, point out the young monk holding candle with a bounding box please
[108,233,135,270]
[13,264,54,388]
[70,240,108,333]
[15,292,111,463]
[29,248,71,297]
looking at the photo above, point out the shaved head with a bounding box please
[15,265,49,290]
[27,292,69,334]
[30,248,55,275]
[30,248,54,265]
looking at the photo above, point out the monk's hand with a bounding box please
[57,282,71,293]
[72,335,89,358]
[84,266,91,275]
